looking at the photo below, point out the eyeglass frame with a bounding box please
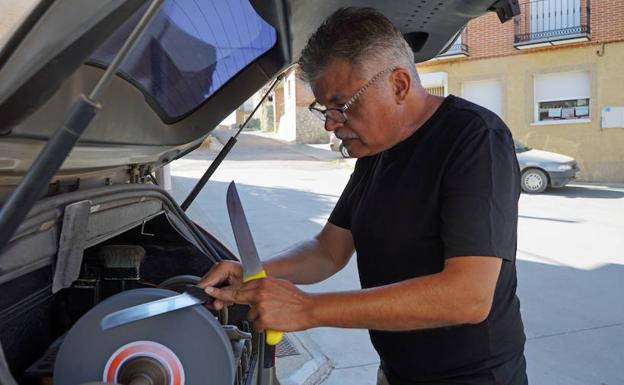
[308,65,398,123]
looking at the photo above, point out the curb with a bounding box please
[277,332,334,385]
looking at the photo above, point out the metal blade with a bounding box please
[226,181,263,280]
[100,286,212,330]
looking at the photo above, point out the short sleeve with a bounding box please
[441,120,520,261]
[328,158,369,230]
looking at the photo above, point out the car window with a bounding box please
[513,140,530,153]
[89,0,276,121]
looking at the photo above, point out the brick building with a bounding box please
[273,0,624,183]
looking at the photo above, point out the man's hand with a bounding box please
[205,277,317,332]
[197,260,244,310]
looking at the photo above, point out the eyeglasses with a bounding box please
[308,66,397,123]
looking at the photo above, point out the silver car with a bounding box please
[515,140,579,194]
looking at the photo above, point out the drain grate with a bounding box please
[275,335,301,357]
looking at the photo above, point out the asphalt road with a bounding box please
[170,132,624,385]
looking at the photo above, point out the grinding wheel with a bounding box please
[54,288,235,385]
[159,275,229,325]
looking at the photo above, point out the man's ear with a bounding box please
[392,68,412,104]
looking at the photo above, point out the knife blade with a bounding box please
[226,181,283,346]
[100,286,213,330]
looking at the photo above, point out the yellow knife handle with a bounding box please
[243,269,284,346]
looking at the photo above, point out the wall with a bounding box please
[418,41,624,183]
[295,107,328,144]
[294,70,316,107]
[293,71,328,143]
[276,70,297,142]
[272,84,285,133]
[275,68,329,143]
[591,0,624,42]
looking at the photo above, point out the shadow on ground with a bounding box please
[170,175,336,256]
[516,259,624,385]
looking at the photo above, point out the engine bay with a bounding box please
[1,213,258,385]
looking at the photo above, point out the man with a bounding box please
[199,7,527,385]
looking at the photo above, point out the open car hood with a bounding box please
[0,0,514,182]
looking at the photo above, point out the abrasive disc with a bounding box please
[54,288,235,385]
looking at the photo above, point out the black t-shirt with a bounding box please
[328,95,526,384]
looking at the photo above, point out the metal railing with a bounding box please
[437,39,469,58]
[514,0,590,45]
[444,41,469,55]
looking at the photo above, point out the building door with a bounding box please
[461,79,504,118]
[530,0,581,34]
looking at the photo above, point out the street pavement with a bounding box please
[170,131,624,385]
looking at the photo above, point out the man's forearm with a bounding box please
[307,258,501,330]
[309,277,476,330]
[263,238,344,284]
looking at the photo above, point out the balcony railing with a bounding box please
[437,41,470,58]
[514,0,590,48]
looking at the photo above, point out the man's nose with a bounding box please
[324,118,343,132]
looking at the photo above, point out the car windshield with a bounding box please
[88,0,277,121]
[514,140,531,153]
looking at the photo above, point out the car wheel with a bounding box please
[339,144,350,158]
[521,169,548,194]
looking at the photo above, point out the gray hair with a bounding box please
[298,7,419,86]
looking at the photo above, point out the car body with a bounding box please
[515,140,579,193]
[0,1,519,384]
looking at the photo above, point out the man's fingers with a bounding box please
[246,306,268,332]
[247,306,259,323]
[198,269,229,289]
[197,261,243,289]
[212,299,226,311]
[198,273,221,289]
[204,286,238,303]
[205,284,259,305]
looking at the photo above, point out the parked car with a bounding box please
[515,140,579,194]
[0,1,519,384]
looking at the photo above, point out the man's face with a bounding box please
[311,59,401,158]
